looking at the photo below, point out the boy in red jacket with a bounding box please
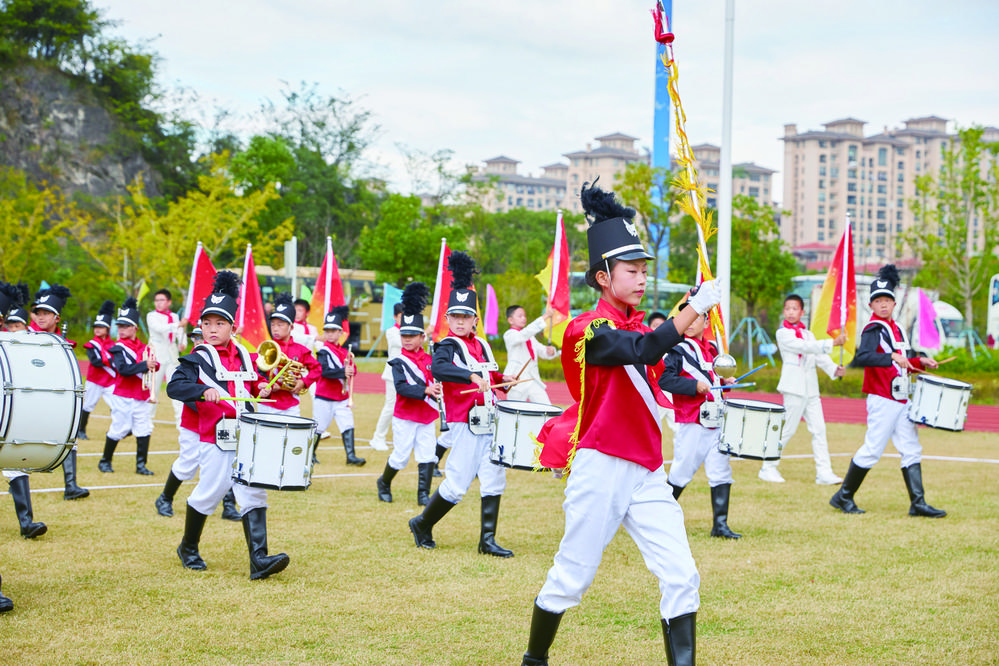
[255,293,321,417]
[78,300,116,440]
[314,306,363,466]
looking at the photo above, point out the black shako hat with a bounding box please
[94,300,115,328]
[446,252,478,316]
[270,293,295,324]
[116,298,141,327]
[33,284,71,315]
[580,179,653,270]
[201,271,241,323]
[399,282,430,335]
[323,305,349,330]
[869,264,900,303]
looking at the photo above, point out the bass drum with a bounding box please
[0,332,82,472]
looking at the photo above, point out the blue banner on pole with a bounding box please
[381,283,403,331]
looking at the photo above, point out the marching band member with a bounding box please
[255,293,321,417]
[659,303,741,539]
[314,306,363,466]
[30,285,89,500]
[520,182,715,666]
[369,303,403,452]
[409,252,516,556]
[101,298,159,475]
[376,283,440,506]
[167,271,290,580]
[290,298,319,351]
[830,265,945,517]
[759,294,845,485]
[146,289,188,428]
[503,305,559,404]
[78,300,117,440]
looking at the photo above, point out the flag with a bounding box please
[237,244,269,351]
[381,283,403,331]
[182,241,217,322]
[429,238,452,342]
[811,223,857,364]
[917,288,941,351]
[484,284,499,336]
[135,279,149,304]
[534,210,572,346]
[307,236,348,337]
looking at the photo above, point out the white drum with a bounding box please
[718,398,785,461]
[908,375,972,431]
[490,400,562,471]
[0,332,81,472]
[232,412,318,490]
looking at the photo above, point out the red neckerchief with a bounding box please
[214,340,244,398]
[691,334,716,362]
[595,298,646,332]
[783,319,806,339]
[871,313,902,341]
[401,347,433,383]
[157,309,174,342]
[509,326,535,360]
[447,330,488,363]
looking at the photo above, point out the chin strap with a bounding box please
[604,259,619,300]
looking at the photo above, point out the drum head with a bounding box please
[239,412,316,429]
[724,398,785,413]
[918,375,972,390]
[496,400,563,418]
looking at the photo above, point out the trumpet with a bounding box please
[256,340,308,393]
[346,349,356,408]
[142,346,158,403]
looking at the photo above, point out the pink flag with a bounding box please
[484,284,499,336]
[918,288,941,350]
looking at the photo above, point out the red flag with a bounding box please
[182,241,217,322]
[534,210,573,345]
[307,236,348,336]
[811,222,857,364]
[429,238,452,342]
[237,244,269,351]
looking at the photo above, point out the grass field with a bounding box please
[2,395,998,665]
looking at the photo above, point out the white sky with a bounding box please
[100,0,999,203]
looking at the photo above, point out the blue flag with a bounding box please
[381,283,403,331]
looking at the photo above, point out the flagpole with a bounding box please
[184,242,202,321]
[324,236,333,316]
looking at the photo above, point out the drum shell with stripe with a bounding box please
[232,412,318,490]
[907,375,972,432]
[718,398,785,461]
[490,400,562,471]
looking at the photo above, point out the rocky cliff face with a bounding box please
[0,62,156,198]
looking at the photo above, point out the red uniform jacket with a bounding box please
[84,335,117,387]
[431,332,505,423]
[260,337,321,411]
[316,341,351,402]
[659,336,720,424]
[390,348,438,425]
[855,315,925,403]
[110,337,156,401]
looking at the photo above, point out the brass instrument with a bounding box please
[257,340,308,393]
[142,346,158,403]
[346,349,356,408]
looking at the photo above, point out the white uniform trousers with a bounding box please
[667,423,733,489]
[370,379,397,446]
[83,381,114,412]
[853,394,922,469]
[506,381,552,405]
[187,439,266,517]
[170,426,201,482]
[388,418,437,470]
[108,394,154,440]
[437,422,506,503]
[149,357,183,427]
[761,393,836,476]
[313,397,353,435]
[536,448,700,619]
[2,470,27,480]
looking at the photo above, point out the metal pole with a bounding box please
[717,0,736,342]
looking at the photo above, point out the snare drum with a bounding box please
[718,398,785,461]
[490,400,562,471]
[0,332,82,472]
[232,412,318,490]
[908,375,972,431]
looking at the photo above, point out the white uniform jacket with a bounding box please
[775,326,839,397]
[379,326,403,382]
[502,316,558,389]
[146,309,185,364]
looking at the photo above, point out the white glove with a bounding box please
[688,279,722,315]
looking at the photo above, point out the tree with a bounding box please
[0,0,102,62]
[729,194,797,321]
[908,126,999,333]
[357,194,445,286]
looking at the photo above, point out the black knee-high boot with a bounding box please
[221,489,241,521]
[242,507,290,580]
[0,574,12,613]
[377,463,397,503]
[135,435,154,475]
[408,490,456,549]
[61,450,89,500]
[829,461,869,514]
[99,436,119,473]
[156,472,183,517]
[77,410,90,440]
[343,429,365,466]
[669,482,685,500]
[433,443,447,477]
[10,476,47,539]
[902,463,946,517]
[521,602,564,666]
[177,504,208,570]
[709,484,741,539]
[662,612,696,666]
[479,494,514,557]
[416,462,434,506]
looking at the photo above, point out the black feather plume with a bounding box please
[122,297,138,310]
[98,300,115,318]
[876,264,900,290]
[579,178,635,225]
[212,270,241,300]
[14,283,28,307]
[330,305,350,322]
[49,284,71,300]
[401,282,429,317]
[0,282,26,307]
[273,292,294,310]
[448,252,478,290]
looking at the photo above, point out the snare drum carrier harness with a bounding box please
[191,342,258,450]
[863,318,912,402]
[673,337,724,428]
[441,335,500,435]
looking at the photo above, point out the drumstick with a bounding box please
[936,356,956,365]
[709,382,756,391]
[459,377,534,394]
[733,364,765,384]
[263,363,291,391]
[215,396,276,403]
[514,363,528,381]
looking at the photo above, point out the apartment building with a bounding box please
[468,156,568,214]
